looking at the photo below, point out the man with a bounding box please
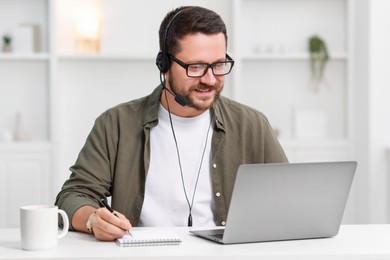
[55,6,288,241]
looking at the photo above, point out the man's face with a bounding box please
[166,33,227,112]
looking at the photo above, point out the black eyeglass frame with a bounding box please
[168,54,235,78]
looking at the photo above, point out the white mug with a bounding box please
[20,205,69,250]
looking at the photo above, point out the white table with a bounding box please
[1,225,390,260]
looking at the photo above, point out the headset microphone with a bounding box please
[165,87,187,106]
[159,72,188,106]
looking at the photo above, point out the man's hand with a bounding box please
[91,208,132,241]
[73,205,132,241]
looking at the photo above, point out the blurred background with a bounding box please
[0,0,389,228]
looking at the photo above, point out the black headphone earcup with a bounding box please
[156,52,170,73]
[156,52,164,72]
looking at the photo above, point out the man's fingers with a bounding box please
[92,208,132,241]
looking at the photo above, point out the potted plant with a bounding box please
[308,35,329,91]
[2,34,12,52]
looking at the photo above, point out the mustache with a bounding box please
[191,83,216,91]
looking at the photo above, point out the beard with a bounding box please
[168,73,223,111]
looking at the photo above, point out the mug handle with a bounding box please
[57,209,69,239]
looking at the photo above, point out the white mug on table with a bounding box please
[20,205,69,250]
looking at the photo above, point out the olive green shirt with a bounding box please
[55,85,288,228]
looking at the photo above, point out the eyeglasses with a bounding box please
[168,54,235,78]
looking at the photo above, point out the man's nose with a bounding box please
[200,67,217,85]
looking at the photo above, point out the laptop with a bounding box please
[190,161,357,244]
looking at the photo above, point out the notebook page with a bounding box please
[116,229,181,247]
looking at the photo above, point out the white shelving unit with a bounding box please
[0,142,51,227]
[0,0,356,227]
[232,0,354,163]
[0,0,52,228]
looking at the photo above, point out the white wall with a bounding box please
[354,0,370,224]
[354,0,390,223]
[367,0,390,223]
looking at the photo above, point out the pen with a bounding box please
[100,199,118,217]
[100,199,133,237]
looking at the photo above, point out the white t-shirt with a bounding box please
[139,104,216,227]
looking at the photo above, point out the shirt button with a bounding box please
[221,221,226,226]
[216,192,221,197]
[213,163,217,169]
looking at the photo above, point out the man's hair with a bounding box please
[158,6,228,56]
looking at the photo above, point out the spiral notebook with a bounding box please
[116,229,182,247]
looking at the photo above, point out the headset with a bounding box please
[156,8,187,73]
[154,8,211,227]
[155,8,188,106]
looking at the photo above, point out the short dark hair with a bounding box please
[158,6,228,56]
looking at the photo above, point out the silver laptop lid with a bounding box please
[222,161,357,244]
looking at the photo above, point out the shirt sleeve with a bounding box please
[55,113,113,230]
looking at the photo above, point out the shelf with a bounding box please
[0,141,51,152]
[241,52,348,61]
[0,53,50,61]
[57,52,348,62]
[279,139,353,163]
[58,53,156,62]
[279,139,352,148]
